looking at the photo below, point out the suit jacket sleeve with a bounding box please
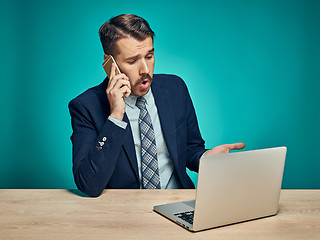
[68,98,129,197]
[182,78,207,172]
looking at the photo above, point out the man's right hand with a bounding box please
[106,63,131,121]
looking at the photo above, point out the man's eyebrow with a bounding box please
[125,54,140,61]
[124,48,155,61]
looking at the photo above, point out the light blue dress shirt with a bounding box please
[108,90,180,189]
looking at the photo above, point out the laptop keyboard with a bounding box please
[174,211,194,225]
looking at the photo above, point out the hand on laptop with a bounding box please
[204,143,245,156]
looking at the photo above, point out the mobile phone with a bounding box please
[102,55,121,78]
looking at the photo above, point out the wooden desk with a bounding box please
[0,190,319,239]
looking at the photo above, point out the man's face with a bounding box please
[111,36,155,96]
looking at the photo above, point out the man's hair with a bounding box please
[98,14,155,56]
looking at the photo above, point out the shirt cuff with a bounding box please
[108,116,127,129]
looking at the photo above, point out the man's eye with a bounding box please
[146,55,153,59]
[128,60,136,64]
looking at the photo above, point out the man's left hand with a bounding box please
[204,143,245,156]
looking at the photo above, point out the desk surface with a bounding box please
[0,189,319,240]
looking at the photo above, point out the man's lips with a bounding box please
[139,79,151,90]
[140,79,150,85]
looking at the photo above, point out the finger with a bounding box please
[107,85,131,100]
[108,73,130,91]
[109,63,116,80]
[227,143,245,150]
[113,79,131,90]
[120,86,131,98]
[107,64,116,91]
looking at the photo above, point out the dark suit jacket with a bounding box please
[69,74,207,197]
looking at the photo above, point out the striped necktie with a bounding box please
[136,96,161,189]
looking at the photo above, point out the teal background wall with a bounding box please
[0,0,319,189]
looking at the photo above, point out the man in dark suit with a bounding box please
[69,14,245,197]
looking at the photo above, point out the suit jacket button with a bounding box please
[102,137,107,141]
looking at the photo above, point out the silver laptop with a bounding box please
[154,147,287,232]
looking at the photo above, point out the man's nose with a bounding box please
[139,60,149,75]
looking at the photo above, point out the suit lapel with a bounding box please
[122,114,139,182]
[151,79,179,171]
[118,76,180,184]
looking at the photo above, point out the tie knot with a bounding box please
[136,96,147,110]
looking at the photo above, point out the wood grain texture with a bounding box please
[0,189,319,240]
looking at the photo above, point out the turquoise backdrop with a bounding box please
[0,0,319,189]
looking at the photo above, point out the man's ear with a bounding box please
[104,54,109,60]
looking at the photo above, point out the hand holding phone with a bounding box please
[104,56,131,121]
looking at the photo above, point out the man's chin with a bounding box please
[131,87,151,97]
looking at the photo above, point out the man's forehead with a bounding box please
[116,37,153,57]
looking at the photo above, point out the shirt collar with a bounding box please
[125,89,152,109]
